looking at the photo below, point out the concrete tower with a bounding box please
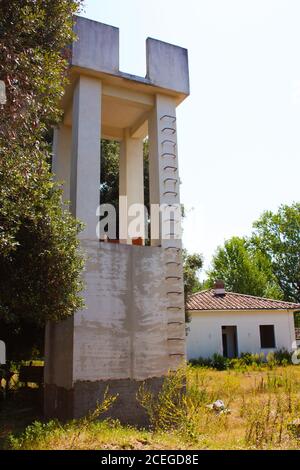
[44,16,190,425]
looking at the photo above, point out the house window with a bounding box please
[260,325,276,348]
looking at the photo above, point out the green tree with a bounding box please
[252,203,300,302]
[0,0,83,358]
[206,236,282,298]
[183,250,203,321]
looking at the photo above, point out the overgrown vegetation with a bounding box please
[2,365,300,450]
[189,349,294,371]
[0,0,84,359]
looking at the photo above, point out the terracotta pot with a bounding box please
[132,237,143,246]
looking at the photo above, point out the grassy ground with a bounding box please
[1,365,300,450]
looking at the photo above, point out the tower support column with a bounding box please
[71,75,102,240]
[52,124,72,202]
[119,129,145,244]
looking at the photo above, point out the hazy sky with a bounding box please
[82,0,300,274]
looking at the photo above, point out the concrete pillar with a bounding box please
[119,129,144,244]
[148,94,181,248]
[52,125,72,202]
[148,94,185,369]
[71,76,102,240]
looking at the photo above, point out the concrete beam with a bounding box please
[130,111,149,139]
[102,84,153,108]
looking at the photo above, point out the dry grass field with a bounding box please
[1,364,300,450]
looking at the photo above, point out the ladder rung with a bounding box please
[163,191,178,196]
[162,152,176,158]
[165,276,181,280]
[168,338,185,341]
[164,165,177,171]
[160,114,176,123]
[164,177,177,183]
[162,127,176,134]
[163,220,180,226]
[168,321,184,325]
[167,291,183,295]
[161,139,176,147]
[166,261,181,266]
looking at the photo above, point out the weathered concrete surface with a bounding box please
[44,318,74,390]
[74,242,170,382]
[52,125,72,202]
[0,340,5,364]
[71,76,102,239]
[73,377,164,425]
[71,16,189,97]
[146,38,190,95]
[44,384,74,421]
[72,16,119,74]
[44,243,185,421]
[45,377,164,426]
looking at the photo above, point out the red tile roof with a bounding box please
[187,289,300,312]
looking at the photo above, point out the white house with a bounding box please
[186,281,300,360]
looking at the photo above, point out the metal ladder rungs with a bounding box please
[167,338,185,341]
[168,321,184,325]
[167,306,182,311]
[160,114,176,123]
[163,219,180,225]
[164,165,177,171]
[162,152,176,158]
[164,177,178,183]
[161,139,176,147]
[166,261,181,266]
[161,127,176,134]
[165,276,181,280]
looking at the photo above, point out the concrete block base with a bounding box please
[44,376,165,426]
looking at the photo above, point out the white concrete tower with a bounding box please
[45,16,190,425]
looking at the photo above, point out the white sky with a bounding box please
[82,0,300,274]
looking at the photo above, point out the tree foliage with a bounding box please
[206,236,283,299]
[0,0,84,357]
[252,203,300,303]
[183,250,203,322]
[206,203,300,303]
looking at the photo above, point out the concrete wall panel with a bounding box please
[146,38,189,95]
[72,16,119,73]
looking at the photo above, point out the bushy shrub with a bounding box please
[190,349,295,371]
[240,352,265,366]
[273,348,292,365]
[189,357,212,368]
[211,354,230,371]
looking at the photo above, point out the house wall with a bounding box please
[187,309,297,360]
